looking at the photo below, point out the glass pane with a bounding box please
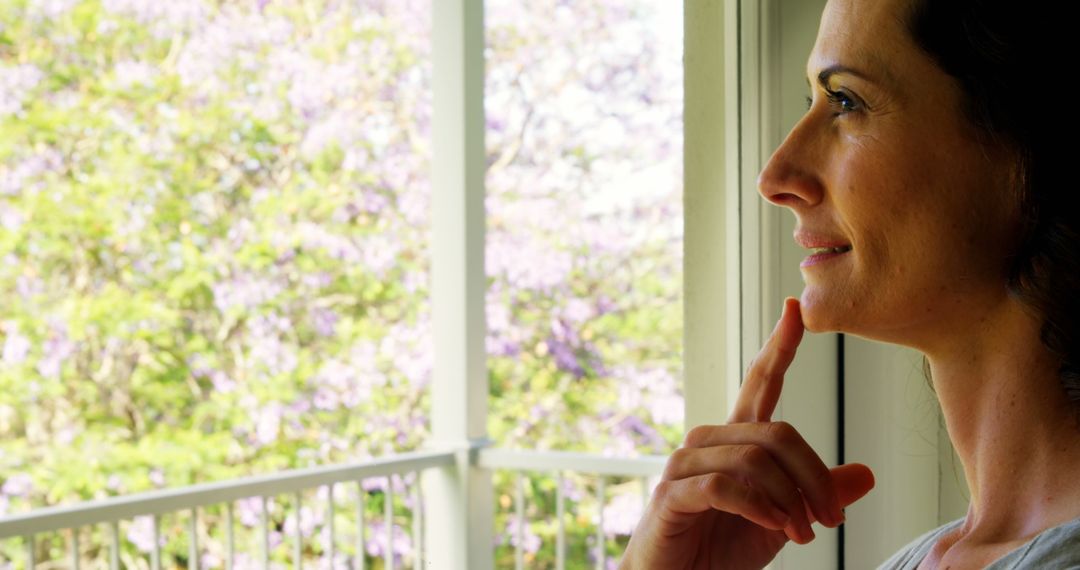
[0,0,429,566]
[484,0,683,566]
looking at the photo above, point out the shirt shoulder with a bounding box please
[991,514,1080,569]
[876,518,965,570]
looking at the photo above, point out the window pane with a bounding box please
[485,0,683,564]
[0,0,429,566]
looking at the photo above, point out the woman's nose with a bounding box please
[756,120,825,209]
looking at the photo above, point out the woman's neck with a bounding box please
[924,299,1080,544]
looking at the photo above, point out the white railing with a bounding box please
[0,447,667,569]
[479,448,667,570]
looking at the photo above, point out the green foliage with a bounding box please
[0,0,683,566]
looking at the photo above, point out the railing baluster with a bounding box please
[410,471,421,568]
[226,503,234,570]
[0,452,663,569]
[71,527,80,570]
[294,491,303,569]
[111,521,120,570]
[327,483,335,567]
[556,470,565,570]
[189,508,199,570]
[595,477,605,570]
[384,475,394,570]
[152,515,161,570]
[514,471,524,570]
[357,480,367,570]
[261,496,270,570]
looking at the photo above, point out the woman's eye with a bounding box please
[805,90,860,115]
[825,89,858,114]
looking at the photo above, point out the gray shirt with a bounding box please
[876,515,1080,569]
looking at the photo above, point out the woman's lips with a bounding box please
[801,249,852,267]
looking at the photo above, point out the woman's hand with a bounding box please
[619,298,876,570]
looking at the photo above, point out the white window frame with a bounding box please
[426,0,965,568]
[733,1,968,567]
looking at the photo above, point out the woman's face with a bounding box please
[757,0,1021,348]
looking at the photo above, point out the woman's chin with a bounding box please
[799,290,847,334]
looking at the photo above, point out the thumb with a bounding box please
[804,463,875,525]
[832,463,876,509]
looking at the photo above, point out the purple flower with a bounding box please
[107,475,125,493]
[28,0,78,20]
[211,273,284,313]
[486,235,573,292]
[2,323,30,366]
[112,60,158,89]
[359,234,401,279]
[486,335,520,357]
[254,402,283,447]
[236,496,265,527]
[616,378,642,410]
[297,223,361,263]
[648,392,684,425]
[200,553,222,569]
[0,205,24,231]
[547,337,584,377]
[402,270,426,293]
[210,371,237,393]
[501,515,542,554]
[364,520,413,564]
[301,271,334,290]
[602,492,644,537]
[563,298,594,323]
[36,320,74,379]
[246,313,297,376]
[560,476,584,502]
[617,415,667,453]
[284,505,319,538]
[360,476,386,494]
[1,474,33,497]
[0,64,44,118]
[127,515,160,553]
[310,307,339,337]
[1,147,64,196]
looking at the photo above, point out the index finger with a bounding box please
[728,297,805,423]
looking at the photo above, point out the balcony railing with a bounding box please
[0,446,667,569]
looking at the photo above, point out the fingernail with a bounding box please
[775,300,789,330]
[768,505,790,528]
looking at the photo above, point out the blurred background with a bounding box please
[0,0,684,567]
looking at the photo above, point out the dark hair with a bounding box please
[904,1,1080,417]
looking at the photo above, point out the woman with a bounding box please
[620,0,1078,568]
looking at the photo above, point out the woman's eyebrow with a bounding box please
[805,62,894,92]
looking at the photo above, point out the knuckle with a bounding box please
[735,478,759,506]
[698,473,728,502]
[683,424,714,448]
[810,464,833,487]
[662,448,690,479]
[736,444,770,469]
[651,479,673,501]
[765,420,799,445]
[782,486,804,510]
